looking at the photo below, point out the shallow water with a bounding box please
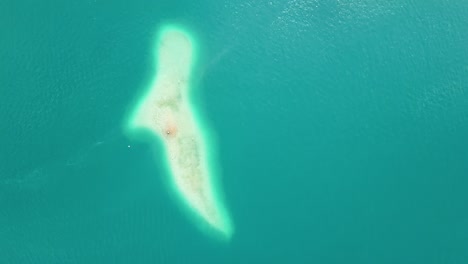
[1,0,467,263]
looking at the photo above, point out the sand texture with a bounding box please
[128,26,233,239]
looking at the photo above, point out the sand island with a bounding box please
[126,25,233,239]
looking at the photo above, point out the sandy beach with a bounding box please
[127,26,233,239]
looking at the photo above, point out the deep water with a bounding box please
[1,0,467,263]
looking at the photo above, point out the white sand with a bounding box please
[129,27,233,238]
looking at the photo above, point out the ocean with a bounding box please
[1,0,467,263]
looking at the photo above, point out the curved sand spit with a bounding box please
[127,26,233,239]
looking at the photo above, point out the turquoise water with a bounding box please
[1,0,467,263]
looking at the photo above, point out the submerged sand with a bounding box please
[128,26,233,238]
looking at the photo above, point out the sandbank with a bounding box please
[126,25,233,239]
